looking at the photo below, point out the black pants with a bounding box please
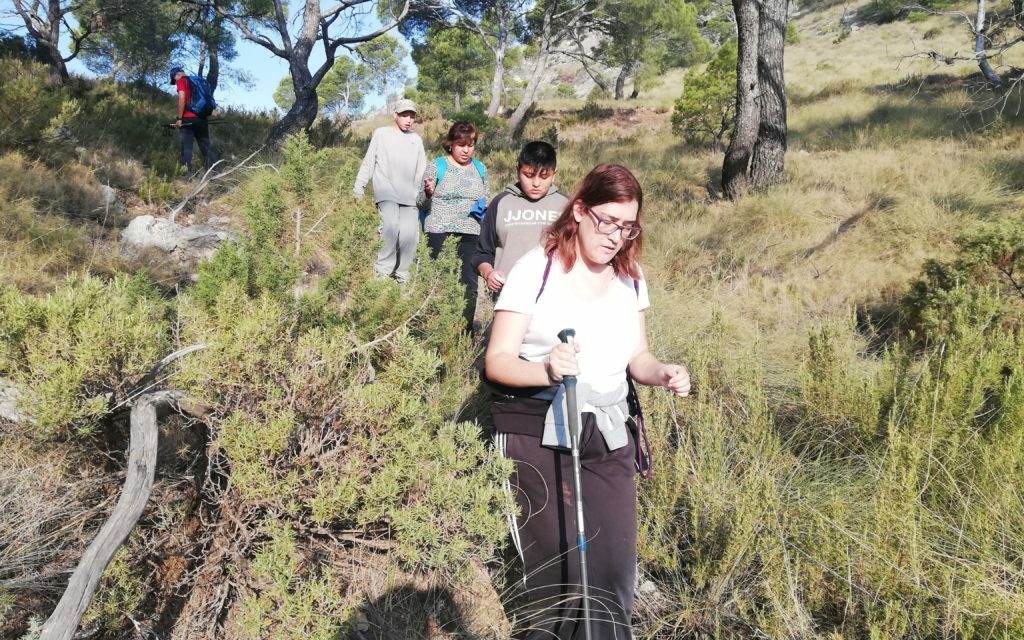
[180,117,214,171]
[427,232,479,328]
[496,415,638,640]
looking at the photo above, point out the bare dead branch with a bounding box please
[40,390,183,640]
[167,146,266,222]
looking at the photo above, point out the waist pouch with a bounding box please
[487,370,653,477]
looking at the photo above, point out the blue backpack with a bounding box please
[419,157,488,228]
[187,75,217,118]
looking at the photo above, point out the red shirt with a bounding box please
[176,77,197,118]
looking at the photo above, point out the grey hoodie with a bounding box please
[471,183,568,276]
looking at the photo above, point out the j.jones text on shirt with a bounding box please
[504,209,562,224]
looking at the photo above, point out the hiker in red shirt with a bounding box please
[170,66,215,173]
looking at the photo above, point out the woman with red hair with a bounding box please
[485,164,691,639]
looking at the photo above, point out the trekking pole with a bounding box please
[161,119,225,137]
[557,328,592,640]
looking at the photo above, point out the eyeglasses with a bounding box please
[584,206,642,241]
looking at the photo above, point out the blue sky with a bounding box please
[1,0,413,113]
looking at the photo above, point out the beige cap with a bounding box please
[394,98,417,114]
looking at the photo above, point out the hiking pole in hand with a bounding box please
[160,119,225,137]
[557,328,592,640]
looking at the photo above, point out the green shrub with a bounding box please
[169,146,510,589]
[902,216,1024,341]
[0,273,169,439]
[794,322,881,456]
[574,97,613,123]
[80,548,145,634]
[671,41,737,150]
[785,20,800,44]
[636,310,1024,638]
[193,175,299,307]
[0,59,66,152]
[446,104,505,150]
[232,521,351,640]
[138,167,179,203]
[555,82,577,99]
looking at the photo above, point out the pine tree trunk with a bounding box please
[41,43,69,84]
[722,0,761,200]
[614,64,628,100]
[208,46,221,93]
[486,29,507,116]
[198,41,207,77]
[975,0,1003,87]
[506,7,553,139]
[268,65,319,146]
[750,0,787,189]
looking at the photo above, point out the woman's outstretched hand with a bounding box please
[546,342,580,384]
[657,364,691,397]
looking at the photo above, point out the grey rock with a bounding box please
[121,215,238,279]
[122,215,236,253]
[100,185,118,205]
[95,184,126,216]
[0,379,24,424]
[638,579,660,596]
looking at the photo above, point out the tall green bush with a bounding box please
[0,274,168,439]
[636,308,1024,637]
[903,216,1024,341]
[671,41,737,150]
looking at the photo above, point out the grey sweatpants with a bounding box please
[374,200,419,282]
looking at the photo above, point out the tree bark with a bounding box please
[487,48,506,115]
[750,0,787,189]
[198,40,207,77]
[722,0,761,200]
[486,16,509,116]
[614,63,629,100]
[975,0,1003,87]
[269,64,320,146]
[208,43,221,93]
[218,0,408,145]
[507,5,554,138]
[11,0,70,83]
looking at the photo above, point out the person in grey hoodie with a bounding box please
[352,99,427,283]
[471,141,567,295]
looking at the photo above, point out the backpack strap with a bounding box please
[435,157,447,187]
[534,252,653,478]
[470,158,487,184]
[535,252,555,303]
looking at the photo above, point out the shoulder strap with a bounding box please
[535,253,640,303]
[535,253,652,478]
[435,157,447,186]
[535,252,555,304]
[470,158,487,183]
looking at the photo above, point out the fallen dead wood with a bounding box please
[39,391,181,640]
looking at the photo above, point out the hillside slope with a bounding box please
[3,2,1024,638]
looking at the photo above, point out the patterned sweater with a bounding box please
[416,158,489,235]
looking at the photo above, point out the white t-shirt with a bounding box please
[495,246,650,394]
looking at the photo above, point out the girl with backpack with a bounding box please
[416,121,489,329]
[484,164,691,639]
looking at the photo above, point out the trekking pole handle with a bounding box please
[556,328,577,388]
